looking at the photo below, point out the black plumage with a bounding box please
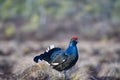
[34,36,79,71]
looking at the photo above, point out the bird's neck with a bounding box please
[66,41,78,55]
[69,41,76,47]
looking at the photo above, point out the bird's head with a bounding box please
[70,36,78,45]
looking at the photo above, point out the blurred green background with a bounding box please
[0,0,120,41]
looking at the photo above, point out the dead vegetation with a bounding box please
[0,40,120,80]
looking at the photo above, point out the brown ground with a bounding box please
[0,40,120,80]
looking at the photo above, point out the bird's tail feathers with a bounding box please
[33,54,45,63]
[34,45,55,63]
[45,44,55,52]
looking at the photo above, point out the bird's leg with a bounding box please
[63,70,68,80]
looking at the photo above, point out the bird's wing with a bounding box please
[50,50,68,66]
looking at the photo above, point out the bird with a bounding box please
[33,36,79,72]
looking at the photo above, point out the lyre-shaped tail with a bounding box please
[33,45,55,63]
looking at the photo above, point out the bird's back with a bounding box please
[42,47,63,63]
[33,47,62,63]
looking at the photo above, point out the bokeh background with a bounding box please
[0,0,120,80]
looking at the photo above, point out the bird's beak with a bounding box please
[76,39,78,43]
[75,39,79,43]
[72,38,79,43]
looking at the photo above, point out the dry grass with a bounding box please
[0,40,120,80]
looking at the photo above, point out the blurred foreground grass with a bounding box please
[0,40,120,80]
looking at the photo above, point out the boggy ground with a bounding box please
[0,40,120,80]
